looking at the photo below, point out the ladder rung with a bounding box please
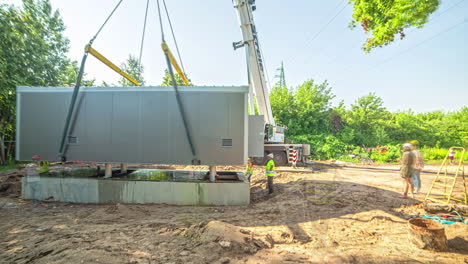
[429,190,450,196]
[435,175,457,179]
[449,198,467,203]
[425,197,448,204]
[433,182,452,187]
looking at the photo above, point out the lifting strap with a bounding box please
[157,0,197,163]
[58,0,131,160]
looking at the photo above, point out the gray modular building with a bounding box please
[16,86,263,165]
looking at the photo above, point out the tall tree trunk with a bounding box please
[0,135,5,165]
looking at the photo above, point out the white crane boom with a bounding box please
[233,0,275,126]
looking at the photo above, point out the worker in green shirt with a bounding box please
[265,153,275,194]
[245,158,254,182]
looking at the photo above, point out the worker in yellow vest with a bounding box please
[245,157,254,182]
[265,153,275,194]
[38,161,50,174]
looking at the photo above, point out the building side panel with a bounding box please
[18,92,70,161]
[248,115,265,157]
[17,86,248,165]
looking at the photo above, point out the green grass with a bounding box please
[0,164,20,171]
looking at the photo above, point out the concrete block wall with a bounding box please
[22,176,250,206]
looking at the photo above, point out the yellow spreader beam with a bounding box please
[85,44,140,86]
[161,42,189,85]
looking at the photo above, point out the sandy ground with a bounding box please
[0,163,467,264]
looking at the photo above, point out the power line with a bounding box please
[335,1,468,76]
[341,17,468,74]
[287,0,347,67]
[408,0,467,34]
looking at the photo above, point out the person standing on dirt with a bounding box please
[265,153,276,194]
[245,158,254,182]
[400,143,415,198]
[410,140,424,194]
[449,149,455,164]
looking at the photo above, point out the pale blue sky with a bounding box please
[4,0,468,112]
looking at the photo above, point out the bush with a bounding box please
[421,147,468,161]
[369,145,401,163]
[289,134,350,160]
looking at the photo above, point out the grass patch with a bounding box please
[0,164,20,171]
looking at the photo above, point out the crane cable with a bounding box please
[162,0,187,75]
[156,0,198,163]
[139,0,150,64]
[90,0,125,45]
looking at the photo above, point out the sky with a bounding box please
[3,0,468,112]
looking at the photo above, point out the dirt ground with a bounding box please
[0,163,467,264]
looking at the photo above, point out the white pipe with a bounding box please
[120,163,127,174]
[104,163,112,178]
[209,166,216,182]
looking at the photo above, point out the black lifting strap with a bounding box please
[157,0,198,164]
[58,0,125,161]
[163,52,198,164]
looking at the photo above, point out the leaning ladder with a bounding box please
[425,147,467,204]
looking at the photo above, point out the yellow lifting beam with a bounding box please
[85,44,140,86]
[161,42,189,85]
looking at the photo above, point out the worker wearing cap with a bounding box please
[400,143,415,198]
[245,158,254,182]
[265,153,276,194]
[410,140,424,194]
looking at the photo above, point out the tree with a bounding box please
[345,93,389,145]
[270,85,294,126]
[161,69,192,86]
[62,60,95,87]
[349,0,440,52]
[0,0,74,164]
[119,55,145,86]
[292,79,335,135]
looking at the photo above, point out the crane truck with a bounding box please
[232,0,310,165]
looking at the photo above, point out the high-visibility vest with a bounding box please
[265,159,275,177]
[246,162,254,174]
[38,161,49,174]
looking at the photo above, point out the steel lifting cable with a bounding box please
[162,0,186,75]
[90,0,125,45]
[156,0,197,163]
[139,0,150,64]
[58,0,125,160]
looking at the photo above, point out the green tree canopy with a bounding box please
[349,0,440,52]
[119,55,145,86]
[0,0,74,164]
[161,69,192,86]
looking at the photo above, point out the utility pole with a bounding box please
[274,61,286,88]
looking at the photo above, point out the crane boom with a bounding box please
[233,0,275,126]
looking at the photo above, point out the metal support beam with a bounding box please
[209,166,216,182]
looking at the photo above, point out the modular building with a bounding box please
[16,86,263,165]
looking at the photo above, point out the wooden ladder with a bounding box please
[425,147,467,204]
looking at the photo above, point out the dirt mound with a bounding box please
[0,169,21,198]
[181,221,273,257]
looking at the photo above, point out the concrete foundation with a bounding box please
[22,175,250,206]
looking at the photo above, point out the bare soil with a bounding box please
[0,163,467,264]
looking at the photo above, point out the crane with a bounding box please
[232,0,310,165]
